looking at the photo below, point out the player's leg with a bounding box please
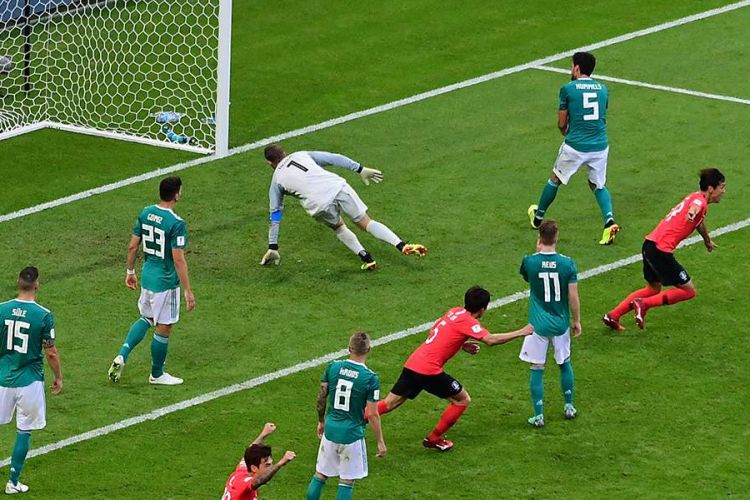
[326,216,377,271]
[7,381,46,493]
[335,480,355,500]
[632,251,695,329]
[368,368,418,420]
[336,439,367,500]
[109,289,154,382]
[552,332,576,419]
[308,436,338,500]
[586,148,620,245]
[519,333,548,427]
[604,241,662,330]
[0,387,28,494]
[149,288,182,385]
[424,382,469,451]
[305,473,327,500]
[530,144,581,227]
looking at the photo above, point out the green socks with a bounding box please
[9,431,30,485]
[119,317,151,361]
[306,476,326,500]
[530,368,545,417]
[335,483,354,500]
[560,360,575,405]
[151,333,170,378]
[594,187,614,225]
[535,180,559,219]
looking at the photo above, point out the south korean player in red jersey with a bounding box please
[368,287,532,451]
[603,168,726,331]
[222,423,296,500]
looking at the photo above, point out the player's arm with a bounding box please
[250,423,277,446]
[172,248,195,311]
[479,324,534,346]
[557,109,569,136]
[308,151,382,185]
[316,382,329,438]
[366,400,387,458]
[125,234,141,289]
[262,182,284,266]
[696,220,717,252]
[569,282,582,337]
[44,342,62,395]
[251,451,297,490]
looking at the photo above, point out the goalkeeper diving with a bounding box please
[261,144,427,270]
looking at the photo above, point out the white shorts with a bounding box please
[138,287,180,325]
[519,330,571,365]
[313,184,368,226]
[0,381,46,431]
[316,436,368,480]
[552,143,609,189]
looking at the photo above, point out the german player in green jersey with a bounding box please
[518,221,581,428]
[306,332,385,500]
[0,267,62,495]
[108,176,195,386]
[528,52,620,246]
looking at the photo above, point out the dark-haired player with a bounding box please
[0,267,63,494]
[518,221,580,428]
[108,176,196,385]
[603,168,726,330]
[370,287,532,451]
[528,51,620,245]
[222,423,296,499]
[261,144,426,271]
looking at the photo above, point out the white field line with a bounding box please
[534,65,750,105]
[2,216,748,467]
[1,0,749,224]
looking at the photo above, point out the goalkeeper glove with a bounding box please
[260,249,281,266]
[359,167,383,185]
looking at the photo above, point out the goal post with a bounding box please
[0,0,231,156]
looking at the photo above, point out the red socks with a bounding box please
[642,287,696,309]
[610,287,659,320]
[428,403,468,441]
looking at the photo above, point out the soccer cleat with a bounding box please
[360,261,378,271]
[422,437,454,452]
[527,204,541,229]
[5,481,29,494]
[108,355,125,383]
[602,313,626,332]
[149,372,184,385]
[564,404,577,420]
[632,298,646,330]
[599,224,620,245]
[527,414,545,428]
[402,243,427,257]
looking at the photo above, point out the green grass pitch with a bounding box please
[0,1,748,498]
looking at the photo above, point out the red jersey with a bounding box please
[222,460,258,500]
[646,191,708,253]
[404,307,489,375]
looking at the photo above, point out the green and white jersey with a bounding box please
[133,205,188,293]
[321,359,380,445]
[520,252,578,337]
[559,78,608,153]
[0,299,55,388]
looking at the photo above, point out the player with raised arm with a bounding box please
[306,332,385,500]
[222,423,296,499]
[0,267,63,495]
[518,221,581,428]
[603,169,726,331]
[261,144,427,270]
[369,287,532,451]
[528,52,620,245]
[108,176,196,385]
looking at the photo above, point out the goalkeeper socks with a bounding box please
[428,403,468,441]
[642,287,696,309]
[535,180,559,220]
[334,225,365,255]
[559,360,575,405]
[365,220,402,247]
[119,317,151,361]
[530,368,545,417]
[610,287,660,320]
[335,483,354,500]
[305,475,326,500]
[593,187,615,225]
[150,333,170,378]
[9,431,30,485]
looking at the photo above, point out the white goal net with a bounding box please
[0,0,231,154]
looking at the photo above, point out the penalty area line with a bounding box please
[3,216,749,468]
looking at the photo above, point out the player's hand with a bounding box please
[184,289,196,312]
[261,422,277,437]
[522,324,534,336]
[316,421,325,439]
[51,378,63,395]
[704,239,717,252]
[572,321,582,337]
[280,451,296,465]
[260,249,281,266]
[462,342,480,355]
[125,273,137,290]
[359,167,383,185]
[376,440,387,458]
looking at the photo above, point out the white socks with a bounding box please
[335,225,365,255]
[365,220,401,247]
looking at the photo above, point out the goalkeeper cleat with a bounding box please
[527,204,542,229]
[527,414,545,428]
[632,298,647,330]
[149,372,184,385]
[108,355,125,383]
[564,404,577,420]
[422,437,453,452]
[599,223,620,245]
[360,261,378,271]
[402,243,427,257]
[602,313,626,332]
[5,481,29,494]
